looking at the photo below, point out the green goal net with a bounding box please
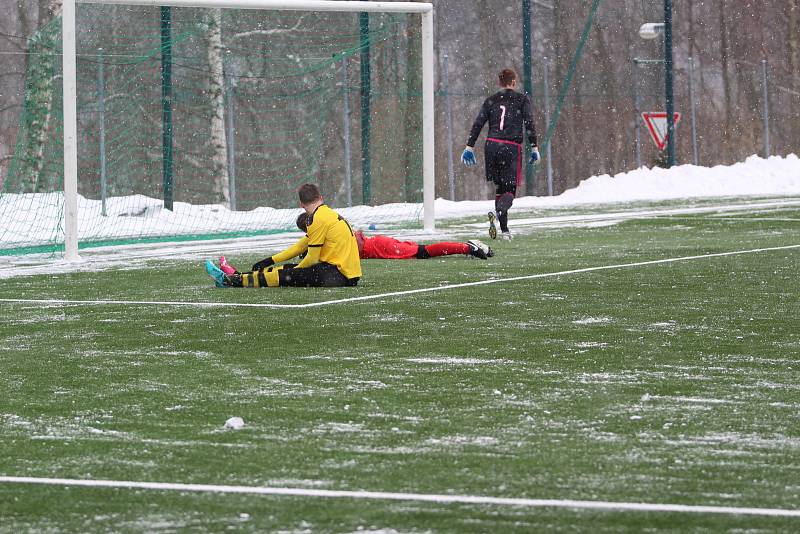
[1,5,424,256]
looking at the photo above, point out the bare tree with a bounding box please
[718,0,734,162]
[787,0,800,143]
[204,8,230,206]
[12,0,62,192]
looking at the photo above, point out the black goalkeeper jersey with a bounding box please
[466,88,537,147]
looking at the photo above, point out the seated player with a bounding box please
[205,183,361,288]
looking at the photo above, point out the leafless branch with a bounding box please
[230,15,307,40]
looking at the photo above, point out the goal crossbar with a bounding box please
[78,0,432,13]
[61,0,435,260]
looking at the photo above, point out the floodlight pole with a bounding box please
[663,0,675,167]
[522,0,534,195]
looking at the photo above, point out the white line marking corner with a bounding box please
[1,476,798,517]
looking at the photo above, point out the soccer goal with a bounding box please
[1,0,434,258]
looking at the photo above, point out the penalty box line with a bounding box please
[1,244,798,310]
[1,476,799,517]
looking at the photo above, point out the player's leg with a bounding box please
[219,255,238,275]
[487,211,498,240]
[496,183,516,238]
[225,264,297,288]
[421,242,470,257]
[278,262,357,287]
[205,260,228,287]
[484,141,505,239]
[494,144,518,238]
[465,240,494,259]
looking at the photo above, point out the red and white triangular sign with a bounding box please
[642,112,681,151]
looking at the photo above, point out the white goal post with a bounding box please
[62,0,435,260]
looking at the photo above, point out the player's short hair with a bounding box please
[296,212,309,232]
[297,183,322,205]
[498,68,517,87]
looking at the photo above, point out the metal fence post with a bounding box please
[160,6,174,211]
[442,54,455,201]
[664,0,676,167]
[542,57,553,196]
[98,48,107,216]
[633,58,642,168]
[342,55,353,207]
[224,50,237,211]
[762,59,771,158]
[688,56,699,165]
[359,10,371,205]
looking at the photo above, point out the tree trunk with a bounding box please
[15,0,61,192]
[403,16,422,203]
[788,0,800,144]
[205,8,230,207]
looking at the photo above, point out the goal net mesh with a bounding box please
[1,5,423,255]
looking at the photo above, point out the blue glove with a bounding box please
[461,146,477,166]
[529,146,541,165]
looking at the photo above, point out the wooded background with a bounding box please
[1,0,798,205]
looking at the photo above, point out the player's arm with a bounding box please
[252,236,308,271]
[523,94,540,163]
[466,99,490,148]
[295,244,321,268]
[462,99,490,166]
[295,218,326,269]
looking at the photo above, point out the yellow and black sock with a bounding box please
[240,266,282,288]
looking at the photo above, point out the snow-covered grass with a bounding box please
[1,154,799,255]
[1,195,799,530]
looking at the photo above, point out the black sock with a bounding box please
[496,192,514,232]
[498,212,509,233]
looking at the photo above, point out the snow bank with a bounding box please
[435,154,800,219]
[1,155,798,250]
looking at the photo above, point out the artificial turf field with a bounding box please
[1,200,799,532]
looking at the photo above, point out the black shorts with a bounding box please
[484,138,523,194]
[278,262,359,287]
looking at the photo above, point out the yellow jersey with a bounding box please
[271,205,361,280]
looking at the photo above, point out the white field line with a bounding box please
[1,244,798,310]
[1,476,799,517]
[499,198,800,229]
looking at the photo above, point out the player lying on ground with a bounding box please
[461,67,539,241]
[205,183,361,288]
[302,214,495,260]
[354,230,494,260]
[217,214,494,276]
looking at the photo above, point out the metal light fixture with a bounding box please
[639,22,664,40]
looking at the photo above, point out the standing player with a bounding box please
[205,183,361,288]
[461,68,539,240]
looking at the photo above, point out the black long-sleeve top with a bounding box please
[466,88,537,147]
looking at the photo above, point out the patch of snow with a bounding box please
[573,316,613,325]
[406,357,506,365]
